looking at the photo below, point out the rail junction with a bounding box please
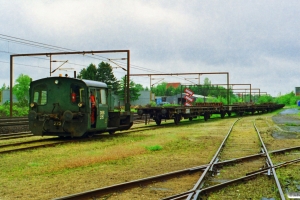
[53,117,300,200]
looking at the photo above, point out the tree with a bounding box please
[0,83,9,91]
[77,62,120,94]
[117,76,141,102]
[257,95,274,103]
[77,63,97,80]
[274,91,297,106]
[13,74,31,106]
[151,82,167,96]
[96,62,119,94]
[135,84,144,91]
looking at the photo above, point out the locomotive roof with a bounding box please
[31,77,107,88]
[80,79,107,88]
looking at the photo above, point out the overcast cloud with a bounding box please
[0,0,299,96]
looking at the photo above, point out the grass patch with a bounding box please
[145,145,163,151]
[285,123,299,126]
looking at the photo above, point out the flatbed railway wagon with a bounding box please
[28,76,133,137]
[136,102,285,125]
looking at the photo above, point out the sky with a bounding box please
[0,0,299,97]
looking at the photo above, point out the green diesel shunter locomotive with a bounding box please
[28,76,133,137]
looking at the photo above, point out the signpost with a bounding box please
[184,87,194,106]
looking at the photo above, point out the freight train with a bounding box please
[28,75,133,137]
[136,102,285,125]
[28,75,285,137]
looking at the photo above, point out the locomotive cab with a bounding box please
[28,76,133,137]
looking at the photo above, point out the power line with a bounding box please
[0,33,166,74]
[0,50,86,67]
[1,34,200,85]
[0,60,48,69]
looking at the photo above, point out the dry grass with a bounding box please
[1,110,298,200]
[208,175,278,199]
[0,117,235,200]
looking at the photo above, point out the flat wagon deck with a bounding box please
[136,103,285,125]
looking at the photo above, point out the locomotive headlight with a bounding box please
[78,102,85,108]
[30,102,37,108]
[54,80,59,84]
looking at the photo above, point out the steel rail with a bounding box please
[0,133,33,140]
[53,145,300,200]
[163,153,300,200]
[253,121,286,200]
[187,118,240,199]
[163,129,299,200]
[190,157,300,198]
[162,119,240,200]
[0,141,70,154]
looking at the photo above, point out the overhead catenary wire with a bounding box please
[0,33,205,85]
[0,34,167,74]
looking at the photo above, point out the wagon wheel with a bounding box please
[220,111,225,119]
[174,115,180,125]
[155,117,162,125]
[204,112,209,121]
[227,111,232,117]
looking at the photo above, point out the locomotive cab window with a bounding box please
[33,84,47,105]
[71,84,84,104]
[100,88,107,104]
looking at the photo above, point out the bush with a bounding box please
[0,104,28,117]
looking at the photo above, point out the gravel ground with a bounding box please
[0,125,29,134]
[272,108,300,139]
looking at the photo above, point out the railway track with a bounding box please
[0,120,189,154]
[0,114,144,140]
[53,117,300,200]
[0,117,28,127]
[0,131,33,140]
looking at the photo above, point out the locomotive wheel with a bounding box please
[85,132,94,138]
[109,131,116,135]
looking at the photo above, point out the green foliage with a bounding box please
[77,63,97,80]
[77,62,120,94]
[13,74,31,106]
[117,76,141,102]
[0,104,28,117]
[135,84,144,91]
[257,95,274,103]
[149,101,157,107]
[274,91,298,106]
[145,145,163,151]
[161,103,173,107]
[0,83,9,91]
[96,62,119,94]
[151,78,237,105]
[151,82,168,96]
